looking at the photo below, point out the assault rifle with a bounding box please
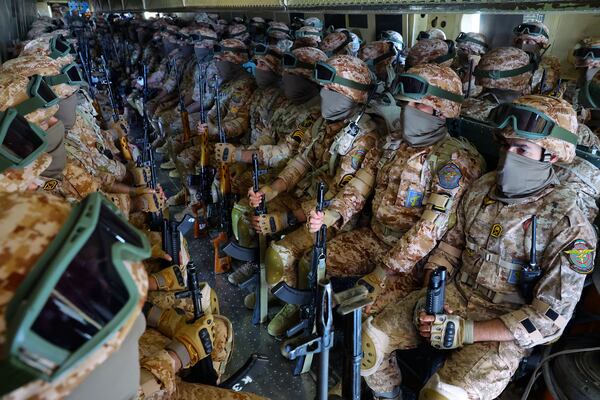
[176,262,270,391]
[78,42,106,126]
[272,182,327,375]
[252,153,269,325]
[211,77,233,274]
[426,266,447,315]
[189,64,213,239]
[174,61,192,143]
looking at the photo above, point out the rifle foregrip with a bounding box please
[425,267,447,315]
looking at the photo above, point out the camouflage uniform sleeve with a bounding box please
[221,80,256,141]
[499,208,596,348]
[328,138,381,229]
[277,153,310,191]
[139,349,178,397]
[383,151,483,273]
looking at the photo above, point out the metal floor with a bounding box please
[156,156,317,400]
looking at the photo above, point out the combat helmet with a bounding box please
[455,32,489,56]
[474,47,536,93]
[490,95,578,163]
[513,21,550,49]
[393,63,464,119]
[282,46,328,80]
[573,37,600,69]
[406,39,456,68]
[314,55,373,104]
[214,38,249,64]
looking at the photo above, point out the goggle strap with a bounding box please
[456,35,489,50]
[44,74,70,86]
[474,62,535,79]
[331,74,372,92]
[13,97,46,116]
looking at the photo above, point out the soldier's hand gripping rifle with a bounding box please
[176,262,270,390]
[211,77,233,274]
[189,65,213,239]
[272,182,327,375]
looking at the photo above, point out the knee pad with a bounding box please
[361,316,390,377]
[419,373,469,400]
[266,243,288,285]
[231,201,256,247]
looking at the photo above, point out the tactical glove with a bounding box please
[144,303,186,338]
[429,314,474,350]
[256,211,290,234]
[166,315,215,369]
[215,143,241,164]
[151,264,187,291]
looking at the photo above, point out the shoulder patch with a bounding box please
[564,239,595,274]
[300,115,315,128]
[405,189,424,208]
[43,179,59,191]
[351,149,366,170]
[339,174,354,188]
[483,195,496,207]
[438,163,462,190]
[291,129,304,143]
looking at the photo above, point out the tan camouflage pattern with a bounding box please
[359,41,396,67]
[407,39,453,68]
[460,93,500,121]
[227,24,249,42]
[502,95,578,162]
[255,45,283,74]
[555,156,600,223]
[0,191,148,399]
[248,85,286,145]
[403,64,464,119]
[513,21,550,47]
[426,28,447,41]
[256,94,322,168]
[1,54,77,99]
[206,73,256,141]
[0,73,59,124]
[293,37,321,50]
[532,55,561,94]
[268,114,379,286]
[38,161,100,203]
[475,47,533,93]
[296,26,322,45]
[380,30,404,52]
[215,39,249,65]
[192,26,218,48]
[452,54,483,98]
[139,328,264,400]
[456,32,488,56]
[285,47,328,80]
[327,134,483,309]
[573,37,600,68]
[323,55,372,104]
[0,153,51,192]
[267,21,290,40]
[320,31,353,56]
[365,170,595,397]
[192,59,218,107]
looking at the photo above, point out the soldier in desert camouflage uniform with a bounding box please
[0,191,263,400]
[307,64,485,316]
[321,29,361,57]
[461,46,536,122]
[360,95,595,400]
[247,54,379,336]
[513,21,561,95]
[359,40,401,90]
[406,38,456,69]
[220,46,327,286]
[293,25,323,50]
[452,32,489,98]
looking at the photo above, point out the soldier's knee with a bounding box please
[419,373,469,400]
[297,251,311,289]
[361,316,390,376]
[265,242,291,285]
[231,201,256,247]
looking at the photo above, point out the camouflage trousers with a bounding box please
[158,109,203,138]
[139,328,264,400]
[325,227,420,315]
[363,285,527,400]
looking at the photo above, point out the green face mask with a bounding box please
[0,192,150,395]
[0,108,48,173]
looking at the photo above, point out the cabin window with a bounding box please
[460,13,480,33]
[349,14,368,29]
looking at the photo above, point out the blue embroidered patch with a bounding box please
[351,149,366,170]
[405,189,424,208]
[438,163,462,190]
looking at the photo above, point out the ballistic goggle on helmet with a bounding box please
[393,66,464,118]
[48,35,72,59]
[0,108,48,173]
[489,95,579,162]
[8,75,61,119]
[314,55,373,103]
[513,22,550,46]
[572,39,600,68]
[455,32,489,55]
[213,39,248,63]
[473,47,537,92]
[43,63,85,87]
[282,47,328,80]
[0,192,150,395]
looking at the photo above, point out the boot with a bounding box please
[228,262,258,286]
[267,304,300,337]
